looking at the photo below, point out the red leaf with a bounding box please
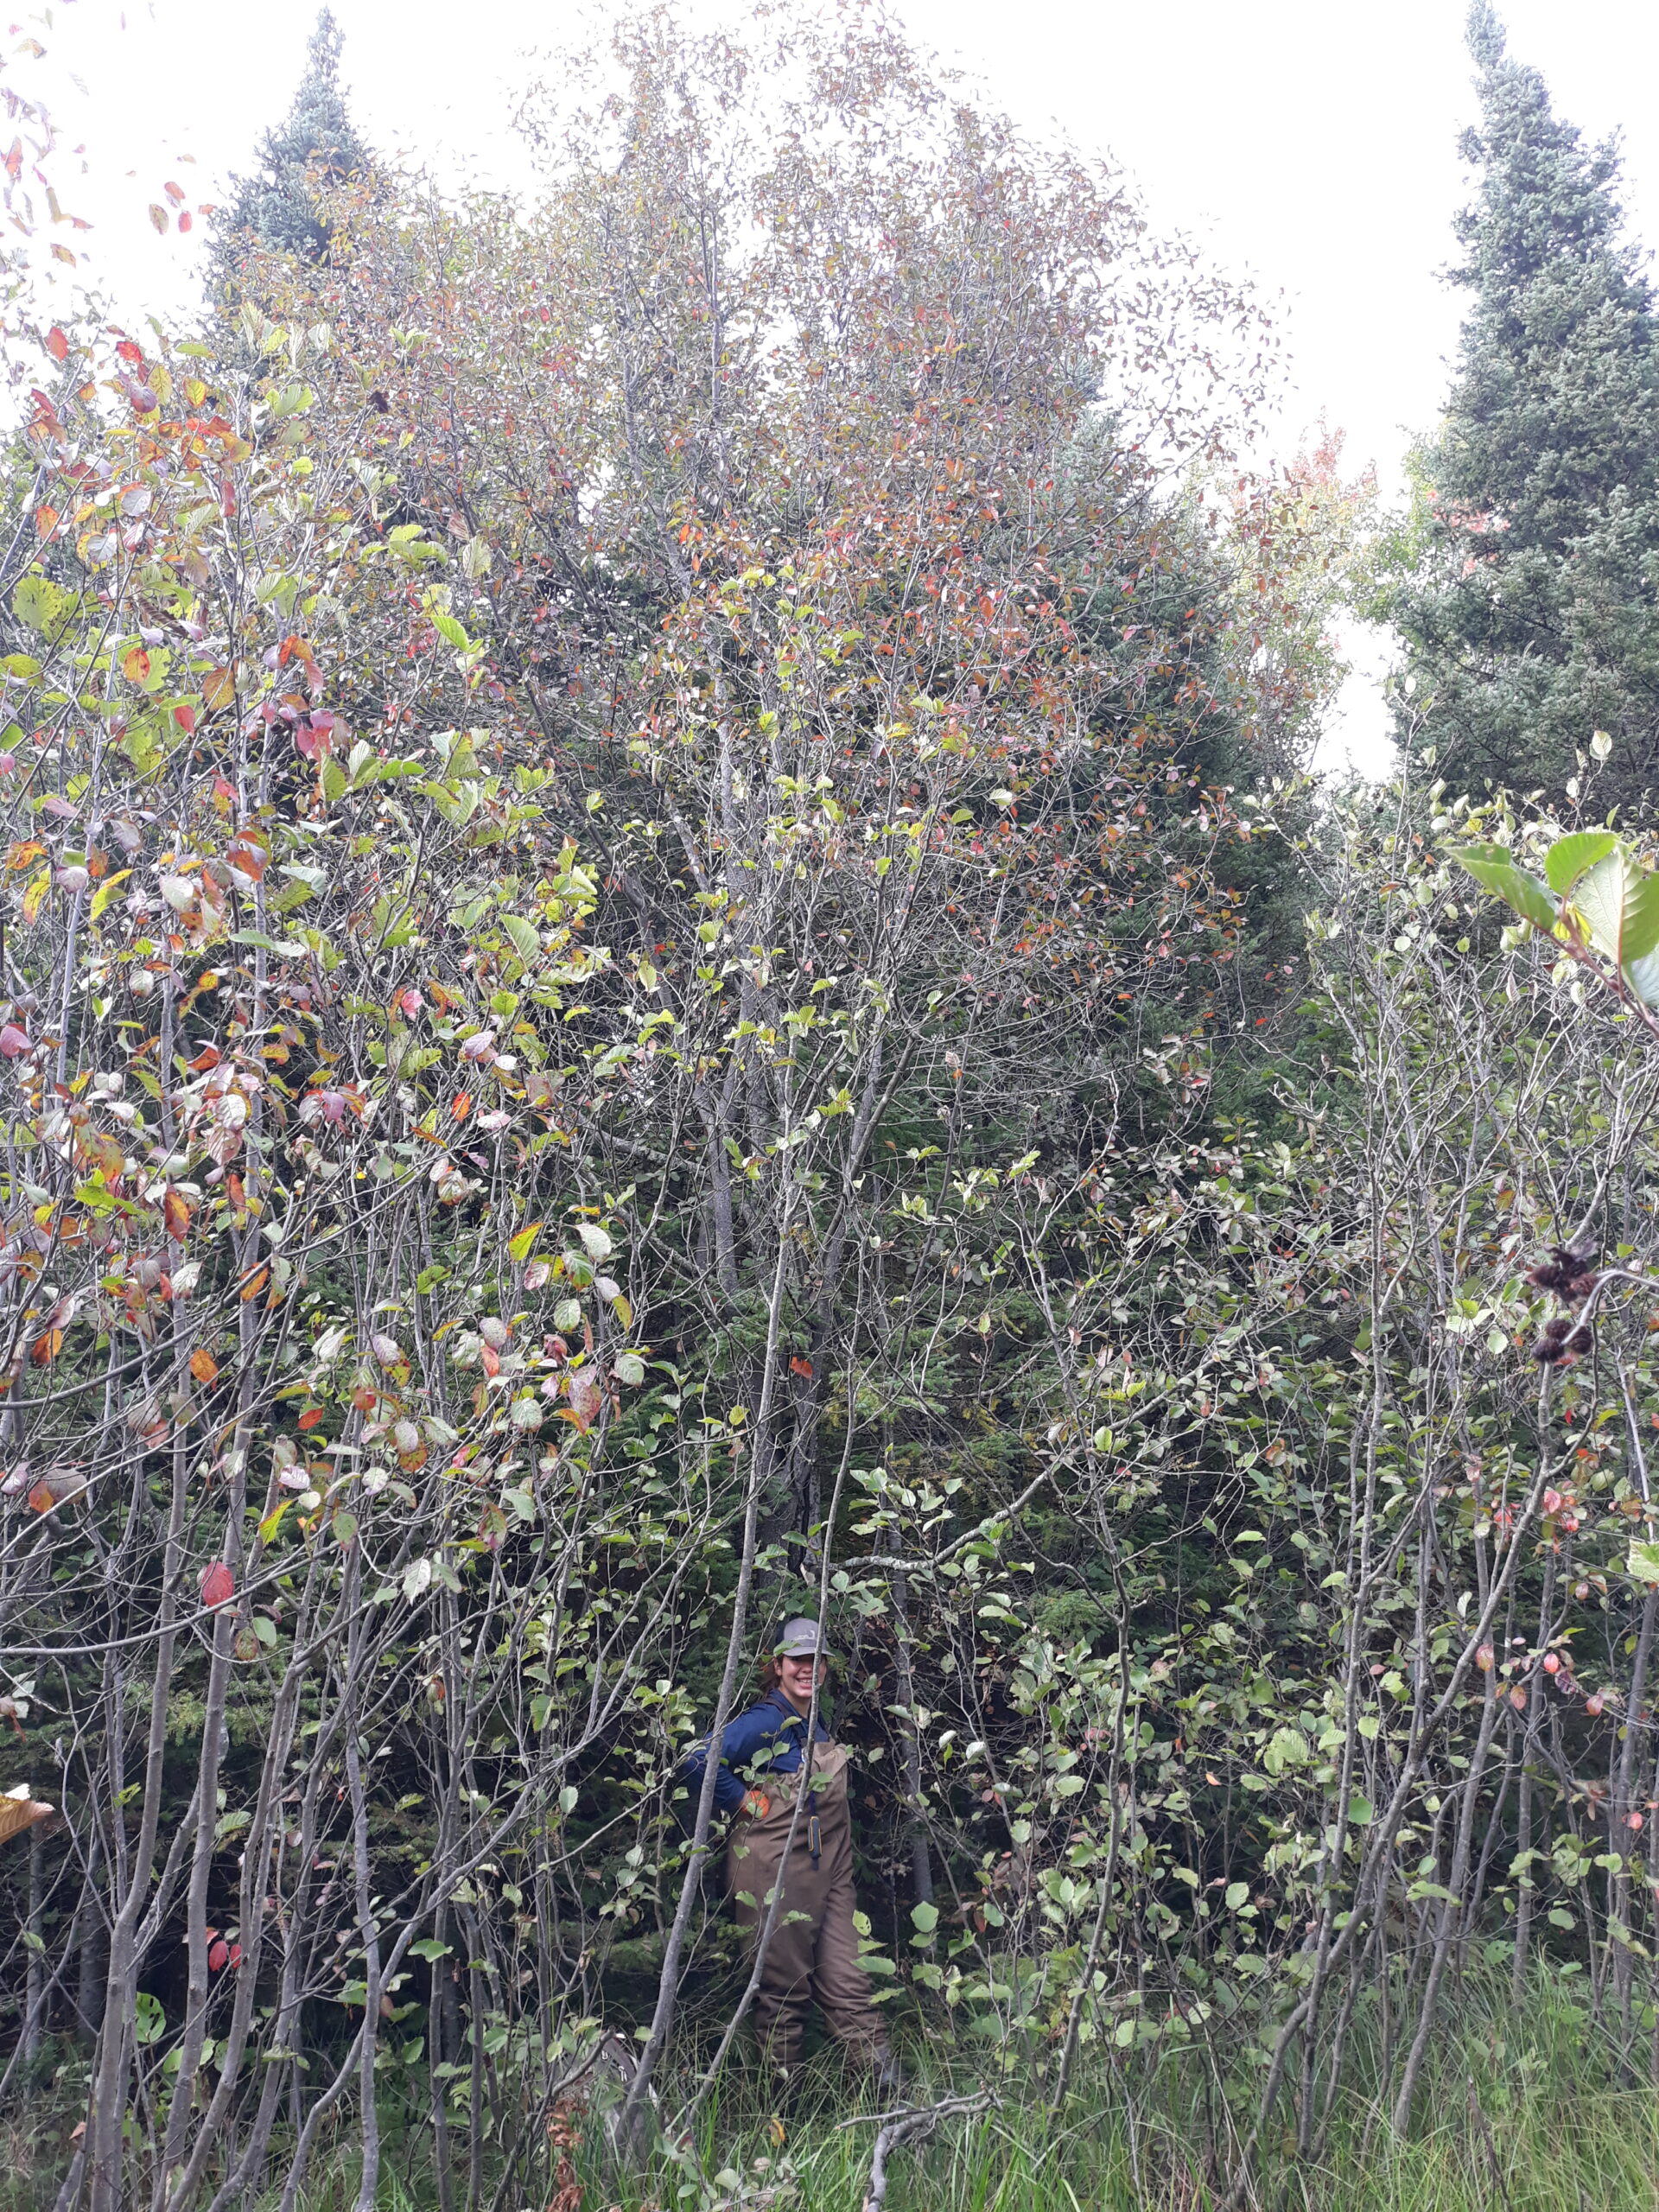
[297,1407,325,1431]
[790,1356,814,1378]
[174,703,196,734]
[207,1937,229,1972]
[163,1188,192,1240]
[45,326,67,362]
[200,1561,234,1609]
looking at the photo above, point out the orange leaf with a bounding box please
[34,505,57,540]
[790,1356,814,1378]
[0,1794,53,1839]
[26,1481,55,1512]
[239,1265,270,1303]
[163,1188,191,1240]
[189,1348,218,1385]
[451,1091,471,1120]
[45,325,67,362]
[480,1344,500,1379]
[297,1407,325,1431]
[122,645,150,685]
[202,665,235,710]
[29,1329,62,1367]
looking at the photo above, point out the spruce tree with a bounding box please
[1389,3,1659,810]
[214,10,371,271]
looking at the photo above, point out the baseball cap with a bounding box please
[775,1617,829,1659]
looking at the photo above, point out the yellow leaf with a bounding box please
[508,1221,541,1264]
[91,868,130,920]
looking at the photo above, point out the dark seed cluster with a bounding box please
[1528,1240,1599,1363]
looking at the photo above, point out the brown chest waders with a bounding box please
[724,1737,890,2074]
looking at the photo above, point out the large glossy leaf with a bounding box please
[1626,949,1659,1009]
[1568,849,1659,967]
[1543,831,1617,893]
[1455,848,1557,934]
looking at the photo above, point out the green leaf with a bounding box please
[1628,1540,1659,1586]
[502,913,540,963]
[433,610,471,650]
[231,931,306,958]
[507,1222,541,1263]
[910,1900,938,1936]
[1569,846,1659,969]
[12,572,69,638]
[1224,1881,1249,1910]
[1455,848,1557,934]
[1544,831,1617,893]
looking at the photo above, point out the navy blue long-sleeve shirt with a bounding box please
[680,1688,832,1815]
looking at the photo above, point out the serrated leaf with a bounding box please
[12,572,68,637]
[1569,847,1659,967]
[1456,848,1558,935]
[432,610,471,650]
[502,912,539,963]
[1544,831,1617,893]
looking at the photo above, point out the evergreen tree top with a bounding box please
[1441,5,1656,552]
[1383,9,1659,806]
[218,8,372,264]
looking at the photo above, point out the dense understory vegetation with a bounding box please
[3,8,1659,2210]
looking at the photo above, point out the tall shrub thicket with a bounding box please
[13,11,1656,2211]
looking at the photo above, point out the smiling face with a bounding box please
[778,1650,827,1713]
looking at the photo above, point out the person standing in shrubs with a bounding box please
[682,1618,904,2093]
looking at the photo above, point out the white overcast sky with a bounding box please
[25,0,1659,771]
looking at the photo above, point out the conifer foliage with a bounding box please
[213,10,371,272]
[1389,3,1659,806]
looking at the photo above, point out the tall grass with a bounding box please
[586,1969,1659,2212]
[7,1968,1650,2212]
